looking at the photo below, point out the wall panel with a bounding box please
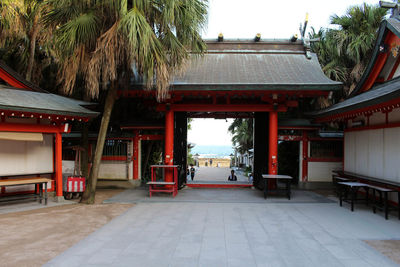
[0,134,53,176]
[345,127,400,183]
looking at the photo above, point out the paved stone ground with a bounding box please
[103,187,334,204]
[0,195,75,215]
[187,167,251,184]
[46,188,400,267]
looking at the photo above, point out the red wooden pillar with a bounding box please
[302,131,308,181]
[55,132,63,197]
[268,111,278,174]
[268,111,278,189]
[164,110,174,182]
[133,131,140,180]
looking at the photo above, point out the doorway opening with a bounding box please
[278,141,300,184]
[186,118,252,187]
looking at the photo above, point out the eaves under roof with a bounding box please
[0,85,98,118]
[170,39,342,91]
[349,17,400,96]
[311,76,400,119]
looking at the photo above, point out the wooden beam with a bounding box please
[0,122,69,133]
[157,104,287,112]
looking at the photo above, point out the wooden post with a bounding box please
[268,111,278,174]
[55,132,63,198]
[133,130,140,180]
[302,131,308,181]
[164,110,174,182]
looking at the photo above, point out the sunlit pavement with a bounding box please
[187,166,249,183]
[45,187,400,267]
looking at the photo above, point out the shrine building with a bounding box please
[0,61,97,200]
[314,16,400,202]
[116,37,343,188]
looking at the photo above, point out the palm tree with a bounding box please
[0,0,51,82]
[229,119,253,155]
[45,0,208,203]
[330,3,387,95]
[310,3,387,101]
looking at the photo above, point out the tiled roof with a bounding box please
[0,85,98,118]
[169,40,342,91]
[312,76,400,117]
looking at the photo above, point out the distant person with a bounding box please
[248,172,253,183]
[228,170,237,181]
[210,159,213,166]
[190,164,196,180]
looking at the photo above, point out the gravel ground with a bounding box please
[0,189,133,267]
[365,240,400,265]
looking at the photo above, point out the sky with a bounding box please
[188,0,383,147]
[203,0,381,39]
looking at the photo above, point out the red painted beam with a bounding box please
[102,156,127,161]
[139,134,164,141]
[0,68,32,90]
[0,110,90,122]
[0,122,70,133]
[316,99,400,123]
[360,32,398,93]
[157,104,287,112]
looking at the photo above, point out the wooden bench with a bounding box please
[0,177,51,205]
[332,175,357,196]
[338,182,370,212]
[147,165,178,197]
[333,171,400,220]
[368,184,400,220]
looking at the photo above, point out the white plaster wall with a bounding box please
[308,162,343,182]
[344,131,356,173]
[344,127,400,183]
[98,161,129,180]
[0,134,53,176]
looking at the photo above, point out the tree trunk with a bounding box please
[26,18,39,82]
[81,83,117,204]
[143,141,154,180]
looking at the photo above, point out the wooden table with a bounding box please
[0,177,51,205]
[262,175,292,200]
[338,182,369,211]
[148,165,179,197]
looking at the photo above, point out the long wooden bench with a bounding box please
[333,171,400,220]
[0,177,51,205]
